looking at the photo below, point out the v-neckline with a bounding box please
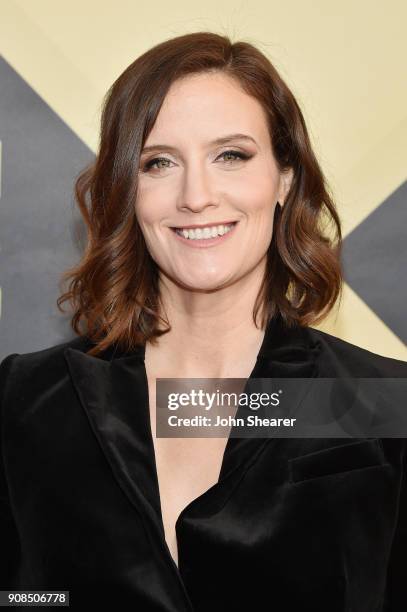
[143,365,261,525]
[138,317,283,567]
[142,367,275,578]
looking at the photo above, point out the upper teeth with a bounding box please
[175,223,236,240]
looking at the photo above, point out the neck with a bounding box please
[146,267,268,379]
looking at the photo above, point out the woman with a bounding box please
[1,31,406,611]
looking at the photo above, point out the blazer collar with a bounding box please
[69,311,321,374]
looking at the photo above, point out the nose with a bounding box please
[176,159,219,213]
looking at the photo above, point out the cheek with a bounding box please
[231,169,277,213]
[239,190,276,220]
[136,178,175,222]
[135,195,162,228]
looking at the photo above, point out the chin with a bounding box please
[177,274,236,292]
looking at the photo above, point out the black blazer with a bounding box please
[1,313,407,611]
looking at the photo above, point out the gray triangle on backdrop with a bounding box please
[342,179,407,344]
[0,55,95,358]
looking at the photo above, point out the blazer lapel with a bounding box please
[218,314,322,479]
[64,343,164,529]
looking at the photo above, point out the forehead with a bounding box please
[146,72,270,145]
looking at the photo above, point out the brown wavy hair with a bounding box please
[57,31,343,357]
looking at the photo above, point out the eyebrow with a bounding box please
[140,133,258,155]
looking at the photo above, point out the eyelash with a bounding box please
[141,150,252,173]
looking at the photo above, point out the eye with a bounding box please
[141,156,174,173]
[216,149,251,164]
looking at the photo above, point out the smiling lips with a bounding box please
[171,221,238,245]
[172,219,238,230]
[173,221,237,240]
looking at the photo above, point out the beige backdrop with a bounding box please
[0,0,406,359]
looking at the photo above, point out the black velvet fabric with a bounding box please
[1,313,407,610]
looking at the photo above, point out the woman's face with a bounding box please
[135,72,293,292]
